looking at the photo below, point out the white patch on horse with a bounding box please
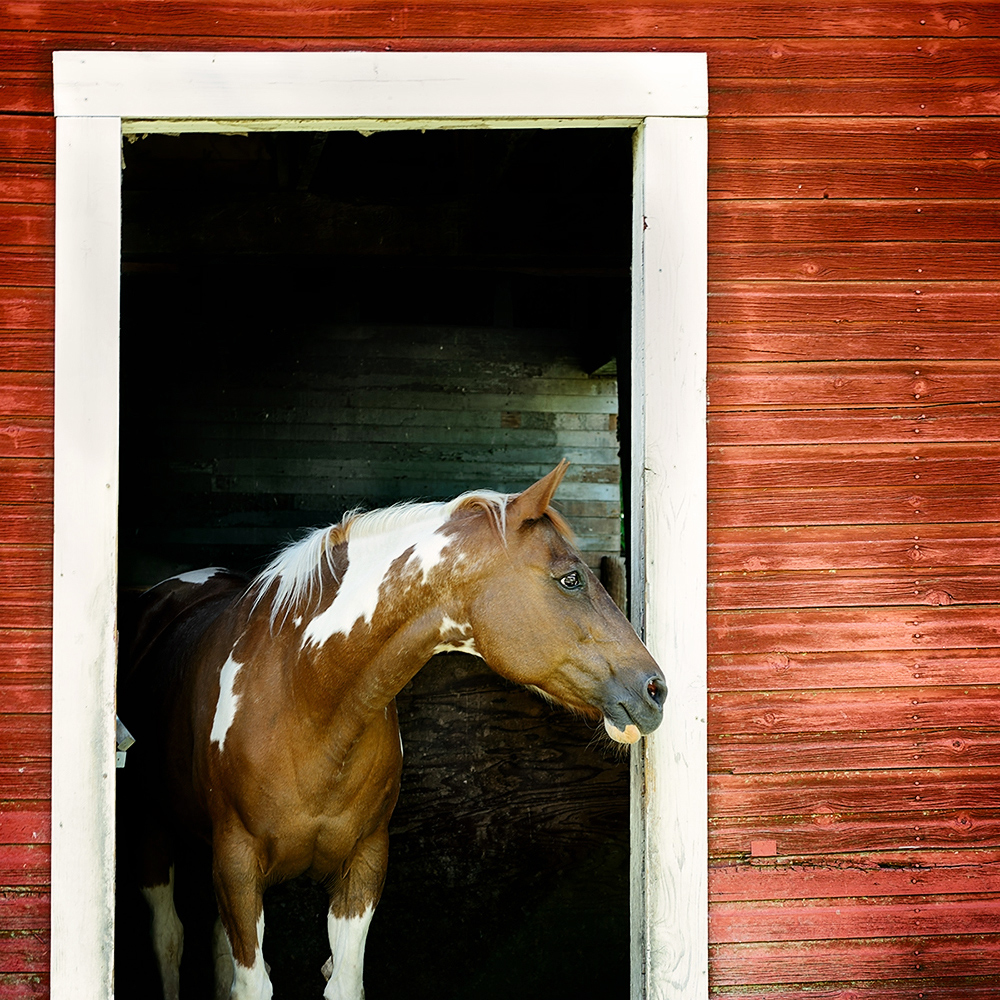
[253,490,510,646]
[322,906,374,1000]
[152,566,226,589]
[141,866,184,1000]
[301,508,455,648]
[433,616,482,658]
[230,911,272,1000]
[211,654,244,752]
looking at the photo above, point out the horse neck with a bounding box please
[282,528,475,723]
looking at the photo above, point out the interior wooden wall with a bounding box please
[1,3,998,998]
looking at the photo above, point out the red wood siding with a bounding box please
[0,3,997,997]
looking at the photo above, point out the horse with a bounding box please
[117,461,665,1000]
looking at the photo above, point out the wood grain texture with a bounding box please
[711,893,1000,943]
[710,730,1000,775]
[708,485,1000,527]
[710,648,1000,692]
[7,2,1000,38]
[712,161,1000,200]
[710,809,1000,857]
[711,767,1000,818]
[710,243,1000,281]
[711,851,1000,900]
[710,685,1000,735]
[709,324,1000,363]
[710,934,1000,986]
[708,363,1000,409]
[709,444,998,489]
[709,522,1000,572]
[710,77,1000,116]
[710,568,1000,610]
[711,117,1000,161]
[710,404,1000,445]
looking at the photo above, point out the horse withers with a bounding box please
[118,461,665,1000]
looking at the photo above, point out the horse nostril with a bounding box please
[646,677,666,707]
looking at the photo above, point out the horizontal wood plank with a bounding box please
[0,116,52,164]
[710,730,1000,775]
[710,242,1000,281]
[711,118,1000,162]
[6,2,1000,39]
[0,843,48,886]
[710,404,1000,445]
[710,809,1000,857]
[0,289,52,333]
[709,485,1000,528]
[710,568,1000,610]
[0,461,51,504]
[710,982,1000,1000]
[710,282,1000,321]
[0,166,53,207]
[710,685,1000,735]
[0,889,47,930]
[709,444,999,489]
[708,362,1000,409]
[709,323,1000,363]
[709,648,1000,692]
[711,767,1000,819]
[711,893,1000,944]
[0,802,49,846]
[710,77,1000,117]
[0,676,50,716]
[0,423,51,459]
[711,852,1000,901]
[709,522,1000,572]
[0,631,50,673]
[712,161,1000,200]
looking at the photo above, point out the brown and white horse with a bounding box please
[118,462,665,1000]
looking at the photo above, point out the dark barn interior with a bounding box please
[115,126,635,999]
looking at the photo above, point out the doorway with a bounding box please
[116,127,634,998]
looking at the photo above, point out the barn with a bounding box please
[2,4,999,1000]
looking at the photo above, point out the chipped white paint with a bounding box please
[213,917,235,1000]
[140,867,183,1000]
[229,912,271,1000]
[323,906,374,1000]
[301,510,454,648]
[211,655,243,751]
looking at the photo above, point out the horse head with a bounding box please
[454,461,666,744]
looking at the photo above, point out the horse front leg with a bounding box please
[321,830,388,1000]
[212,829,272,1000]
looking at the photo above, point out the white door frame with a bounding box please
[51,51,707,999]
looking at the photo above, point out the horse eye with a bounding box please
[558,570,583,591]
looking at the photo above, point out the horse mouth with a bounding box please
[603,716,642,744]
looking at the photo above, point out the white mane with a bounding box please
[252,490,511,627]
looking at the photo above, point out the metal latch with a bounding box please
[116,715,135,768]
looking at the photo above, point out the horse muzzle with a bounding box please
[602,673,666,744]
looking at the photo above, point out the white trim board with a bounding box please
[51,50,708,1000]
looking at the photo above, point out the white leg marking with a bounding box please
[141,866,184,1000]
[324,907,374,1000]
[229,911,272,1000]
[210,654,244,751]
[213,917,235,1000]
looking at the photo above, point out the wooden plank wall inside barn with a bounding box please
[0,3,998,998]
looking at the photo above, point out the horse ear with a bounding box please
[508,460,569,525]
